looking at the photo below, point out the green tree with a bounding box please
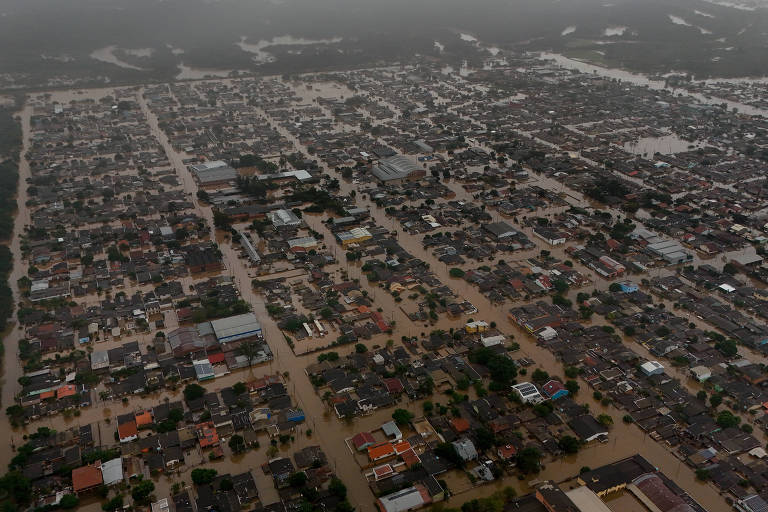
[565,380,579,395]
[716,411,740,429]
[715,339,738,358]
[710,394,723,408]
[597,414,613,427]
[131,480,155,505]
[329,477,347,499]
[564,366,580,379]
[392,408,414,426]
[474,427,496,451]
[558,435,580,454]
[191,468,218,485]
[184,383,205,401]
[102,495,123,512]
[232,382,247,395]
[229,434,246,453]
[236,340,262,367]
[60,494,79,509]
[516,447,542,474]
[354,343,368,353]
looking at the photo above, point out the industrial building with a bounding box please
[337,227,373,248]
[255,169,315,183]
[210,313,263,345]
[189,160,238,187]
[633,228,692,264]
[371,155,424,184]
[268,209,302,229]
[240,232,261,264]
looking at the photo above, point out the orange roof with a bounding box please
[135,411,153,427]
[374,464,394,478]
[393,440,412,455]
[196,422,220,448]
[498,444,517,459]
[57,384,77,399]
[117,420,138,440]
[401,449,420,467]
[39,390,55,400]
[450,417,470,433]
[367,442,395,461]
[72,464,102,492]
[357,305,371,314]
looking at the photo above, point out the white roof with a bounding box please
[641,361,664,372]
[151,499,171,512]
[481,335,505,347]
[100,457,123,486]
[512,382,541,398]
[378,486,427,512]
[566,486,612,512]
[210,313,262,344]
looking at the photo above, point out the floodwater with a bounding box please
[236,35,343,64]
[0,104,33,442]
[176,64,235,80]
[90,46,147,71]
[623,133,698,156]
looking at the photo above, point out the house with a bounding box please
[569,415,608,442]
[376,484,432,512]
[72,464,103,493]
[535,326,558,341]
[535,481,579,512]
[512,382,545,404]
[617,281,639,293]
[100,458,124,486]
[465,321,489,333]
[452,438,478,461]
[267,457,295,489]
[117,420,138,443]
[381,421,403,441]
[736,495,768,512]
[351,432,376,451]
[541,380,569,400]
[497,445,517,460]
[368,443,396,462]
[690,366,711,382]
[640,361,665,377]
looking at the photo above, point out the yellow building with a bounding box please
[337,227,372,249]
[465,320,489,333]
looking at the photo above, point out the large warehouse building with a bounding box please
[371,155,424,184]
[189,160,238,188]
[210,313,263,345]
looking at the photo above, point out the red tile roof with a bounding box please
[72,464,103,492]
[118,420,138,440]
